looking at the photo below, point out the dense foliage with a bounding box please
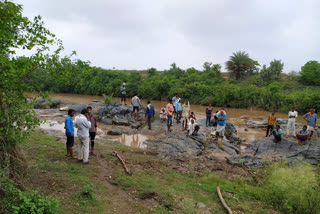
[24,54,320,114]
[0,1,62,213]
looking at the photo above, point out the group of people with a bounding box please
[64,106,97,164]
[266,107,317,144]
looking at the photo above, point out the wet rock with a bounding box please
[112,116,130,126]
[208,140,240,156]
[244,127,249,131]
[98,106,108,119]
[226,156,262,167]
[112,102,121,107]
[34,99,61,109]
[227,137,320,166]
[101,117,113,125]
[130,121,141,129]
[107,127,123,135]
[246,120,267,128]
[145,132,204,160]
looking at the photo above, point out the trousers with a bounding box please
[287,119,296,136]
[78,136,89,162]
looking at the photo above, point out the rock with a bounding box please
[130,122,141,129]
[145,132,204,160]
[65,104,88,113]
[226,156,262,167]
[276,118,288,125]
[227,137,320,167]
[117,105,129,115]
[111,108,120,115]
[101,117,113,125]
[196,202,207,209]
[112,116,130,126]
[246,120,267,128]
[98,106,108,119]
[34,98,60,109]
[107,127,123,135]
[37,98,46,104]
[244,127,249,131]
[112,102,121,107]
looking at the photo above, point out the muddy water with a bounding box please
[50,93,304,122]
[48,93,306,147]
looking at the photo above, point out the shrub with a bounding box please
[102,93,113,105]
[259,162,320,214]
[80,184,94,199]
[0,173,60,214]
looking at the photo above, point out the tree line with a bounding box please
[24,51,320,114]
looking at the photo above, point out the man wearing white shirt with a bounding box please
[286,107,298,137]
[186,119,200,136]
[75,108,91,164]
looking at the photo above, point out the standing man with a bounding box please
[87,106,97,156]
[166,99,174,132]
[64,109,76,159]
[303,109,317,140]
[175,98,182,123]
[131,93,142,119]
[286,107,298,138]
[181,100,190,130]
[172,93,179,118]
[272,125,283,142]
[266,112,277,137]
[206,104,213,127]
[216,111,227,142]
[145,101,155,130]
[75,109,91,164]
[120,82,126,105]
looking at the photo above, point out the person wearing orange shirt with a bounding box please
[166,99,174,132]
[266,112,277,137]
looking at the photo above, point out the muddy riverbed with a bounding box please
[35,93,306,150]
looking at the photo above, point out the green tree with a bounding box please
[299,61,320,85]
[0,1,62,174]
[202,62,222,78]
[225,51,257,80]
[260,59,284,83]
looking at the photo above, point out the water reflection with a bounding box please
[120,134,149,149]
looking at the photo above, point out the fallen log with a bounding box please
[217,186,233,214]
[112,151,131,175]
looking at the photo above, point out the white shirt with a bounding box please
[288,111,298,121]
[75,115,91,137]
[188,122,198,136]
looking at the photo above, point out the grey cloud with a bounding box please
[17,0,320,72]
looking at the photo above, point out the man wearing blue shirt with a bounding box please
[272,125,283,142]
[216,111,227,143]
[303,109,317,139]
[145,101,155,130]
[64,109,76,158]
[296,125,309,145]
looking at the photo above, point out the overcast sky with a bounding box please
[16,0,320,72]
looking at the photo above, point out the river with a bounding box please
[46,93,305,147]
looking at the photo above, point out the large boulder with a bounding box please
[101,117,113,125]
[117,105,130,115]
[145,132,204,160]
[227,137,320,167]
[65,104,88,113]
[34,99,61,109]
[112,116,130,126]
[107,127,123,135]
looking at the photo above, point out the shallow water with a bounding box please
[50,93,304,123]
[46,93,307,148]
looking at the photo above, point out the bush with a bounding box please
[80,184,94,199]
[0,173,60,214]
[259,162,320,213]
[102,93,113,105]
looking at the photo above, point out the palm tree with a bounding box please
[225,51,256,80]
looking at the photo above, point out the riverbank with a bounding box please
[21,130,279,213]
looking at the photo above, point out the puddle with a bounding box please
[109,134,151,149]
